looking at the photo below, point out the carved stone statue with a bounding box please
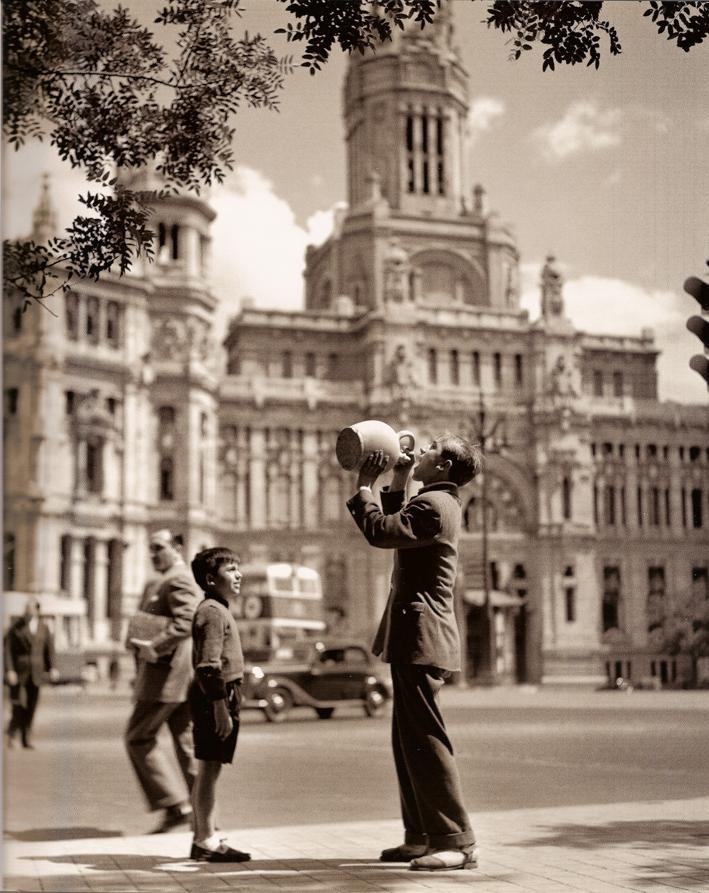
[549,355,578,401]
[385,344,419,390]
[541,254,564,317]
[383,240,410,303]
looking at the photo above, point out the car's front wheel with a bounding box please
[263,687,293,723]
[364,686,387,717]
[315,707,334,720]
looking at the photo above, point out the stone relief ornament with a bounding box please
[152,318,187,360]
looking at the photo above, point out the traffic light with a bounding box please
[684,273,709,388]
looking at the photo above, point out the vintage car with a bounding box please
[241,639,392,722]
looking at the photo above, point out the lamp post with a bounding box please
[467,391,504,685]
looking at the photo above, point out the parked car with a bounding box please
[241,639,391,723]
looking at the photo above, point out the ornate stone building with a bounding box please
[4,13,708,683]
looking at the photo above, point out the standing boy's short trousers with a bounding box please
[189,678,241,764]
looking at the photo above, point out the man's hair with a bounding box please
[437,433,483,486]
[191,547,240,591]
[151,528,182,548]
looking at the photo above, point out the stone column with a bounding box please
[302,432,319,529]
[93,539,109,644]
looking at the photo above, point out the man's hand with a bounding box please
[391,449,415,490]
[49,668,61,683]
[130,639,159,663]
[213,699,233,739]
[357,451,389,489]
[6,670,18,687]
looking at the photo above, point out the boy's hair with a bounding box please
[437,433,483,486]
[191,547,240,591]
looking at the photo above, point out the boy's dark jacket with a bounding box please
[347,481,462,672]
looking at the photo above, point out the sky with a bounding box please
[4,0,708,403]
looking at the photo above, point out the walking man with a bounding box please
[125,529,201,833]
[4,597,59,749]
[346,434,482,871]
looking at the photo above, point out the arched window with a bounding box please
[562,476,573,520]
[170,224,180,260]
[428,348,437,384]
[159,457,174,501]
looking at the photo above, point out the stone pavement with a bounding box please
[4,796,708,893]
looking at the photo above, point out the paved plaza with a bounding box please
[5,795,709,892]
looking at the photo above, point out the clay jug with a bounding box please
[336,420,416,472]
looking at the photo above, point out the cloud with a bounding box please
[521,264,703,402]
[533,101,621,161]
[468,97,505,141]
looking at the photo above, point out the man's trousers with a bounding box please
[390,664,475,849]
[125,699,197,811]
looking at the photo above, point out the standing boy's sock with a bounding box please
[195,833,223,851]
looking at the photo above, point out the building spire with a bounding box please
[32,173,58,244]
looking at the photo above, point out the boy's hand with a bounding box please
[357,451,389,489]
[391,449,415,490]
[214,699,233,739]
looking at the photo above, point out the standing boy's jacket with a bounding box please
[346,481,462,672]
[192,596,244,700]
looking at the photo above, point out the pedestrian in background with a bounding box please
[125,529,201,833]
[4,597,59,749]
[187,547,251,863]
[347,434,482,872]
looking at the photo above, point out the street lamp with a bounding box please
[466,391,505,685]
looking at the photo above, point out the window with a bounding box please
[565,587,576,623]
[471,351,480,386]
[647,443,658,460]
[328,353,338,378]
[605,485,616,526]
[450,350,459,386]
[160,457,174,501]
[4,532,16,591]
[428,349,437,384]
[60,534,72,592]
[10,303,23,335]
[691,488,703,528]
[158,221,167,250]
[662,445,669,461]
[83,538,95,622]
[65,292,79,340]
[664,488,671,527]
[689,446,701,463]
[591,443,597,458]
[679,446,685,462]
[106,301,120,347]
[692,567,708,600]
[603,442,613,457]
[4,387,19,417]
[612,371,624,397]
[86,296,99,343]
[635,444,641,460]
[171,223,180,260]
[282,351,293,378]
[86,436,103,493]
[620,486,627,526]
[681,487,688,528]
[593,370,603,396]
[406,113,415,193]
[562,476,572,520]
[436,113,445,195]
[593,483,599,525]
[65,391,76,415]
[650,487,660,526]
[493,352,502,387]
[421,109,430,194]
[619,444,626,461]
[107,539,123,622]
[305,352,316,377]
[637,486,644,527]
[514,353,524,386]
[602,566,621,632]
[647,566,666,634]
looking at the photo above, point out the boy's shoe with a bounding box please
[151,803,193,834]
[410,844,479,872]
[190,840,251,863]
[379,843,428,862]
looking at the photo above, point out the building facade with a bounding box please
[4,13,708,684]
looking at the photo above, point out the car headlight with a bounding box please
[250,666,265,680]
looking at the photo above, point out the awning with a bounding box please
[464,589,526,608]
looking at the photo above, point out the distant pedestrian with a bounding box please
[347,434,482,872]
[108,656,121,691]
[125,529,201,833]
[4,597,60,749]
[188,547,250,863]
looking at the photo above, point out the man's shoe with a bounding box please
[410,844,479,872]
[380,843,428,862]
[151,804,193,834]
[21,739,34,750]
[190,840,251,863]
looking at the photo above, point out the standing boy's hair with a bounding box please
[191,547,240,592]
[437,433,484,486]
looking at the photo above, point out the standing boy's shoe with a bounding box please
[151,803,193,833]
[190,840,251,862]
[380,843,428,862]
[410,844,479,871]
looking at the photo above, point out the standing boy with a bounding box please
[188,547,250,863]
[346,434,482,872]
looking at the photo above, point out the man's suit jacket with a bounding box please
[132,560,202,703]
[347,481,463,672]
[4,617,55,687]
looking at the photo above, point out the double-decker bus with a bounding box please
[232,563,326,659]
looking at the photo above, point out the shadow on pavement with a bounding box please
[15,855,474,889]
[6,827,124,841]
[516,820,709,889]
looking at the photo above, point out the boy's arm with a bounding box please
[194,606,228,700]
[347,491,442,550]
